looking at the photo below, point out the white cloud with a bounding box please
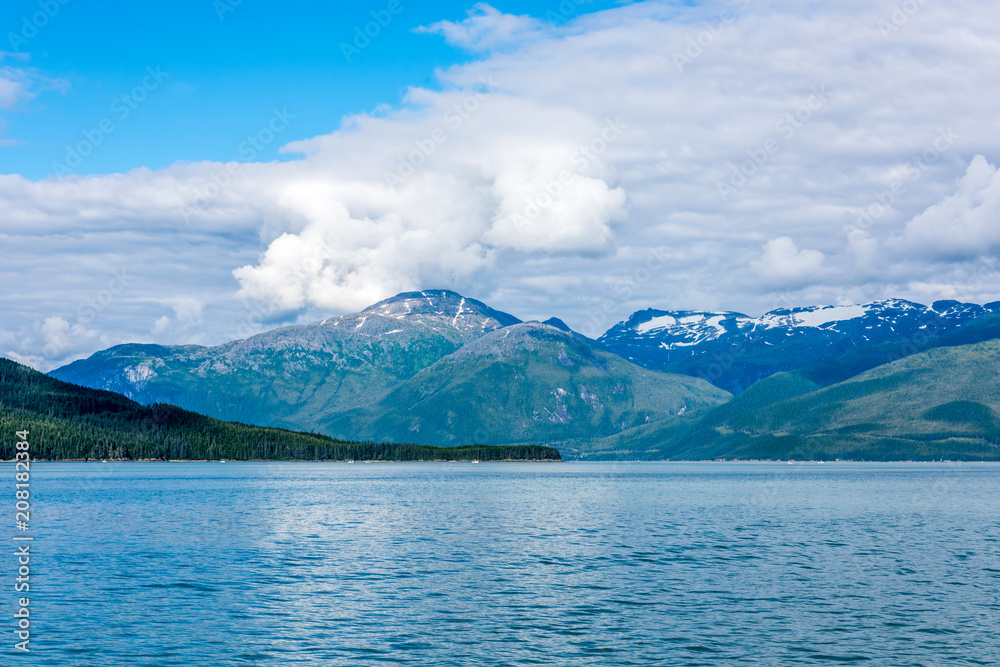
[232,201,492,313]
[891,155,1000,260]
[151,298,204,337]
[0,67,33,110]
[751,237,827,288]
[0,55,69,147]
[485,168,626,253]
[229,91,630,311]
[5,316,105,371]
[416,3,545,51]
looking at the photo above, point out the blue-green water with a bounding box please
[3,462,999,666]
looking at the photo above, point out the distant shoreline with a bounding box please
[3,458,563,463]
[4,458,994,464]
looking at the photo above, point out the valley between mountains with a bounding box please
[48,290,1000,460]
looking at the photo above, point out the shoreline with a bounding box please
[3,458,994,464]
[3,458,564,463]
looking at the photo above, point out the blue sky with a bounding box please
[2,0,1000,371]
[2,0,627,178]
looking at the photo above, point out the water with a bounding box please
[4,461,999,666]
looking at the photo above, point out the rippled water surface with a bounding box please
[5,461,1000,666]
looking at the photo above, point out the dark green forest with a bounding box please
[0,358,561,462]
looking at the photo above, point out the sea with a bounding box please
[4,461,999,666]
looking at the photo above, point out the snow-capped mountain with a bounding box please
[598,299,1000,393]
[50,290,522,429]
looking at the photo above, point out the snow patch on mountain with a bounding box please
[451,297,466,327]
[637,313,729,335]
[625,300,940,340]
[760,304,867,328]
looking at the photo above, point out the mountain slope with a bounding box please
[586,339,1000,461]
[323,322,732,447]
[0,357,560,461]
[599,299,1000,393]
[51,290,520,433]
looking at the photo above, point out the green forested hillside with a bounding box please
[324,323,731,447]
[0,358,560,461]
[579,340,1000,461]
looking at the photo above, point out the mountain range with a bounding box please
[49,290,1000,460]
[599,298,1000,393]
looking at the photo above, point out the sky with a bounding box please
[2,0,1000,371]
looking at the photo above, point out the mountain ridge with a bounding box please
[322,322,730,446]
[47,290,1000,459]
[598,298,1000,393]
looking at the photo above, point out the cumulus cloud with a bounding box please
[486,169,626,253]
[891,155,1000,260]
[232,201,491,313]
[4,316,105,371]
[416,3,545,51]
[4,0,1000,370]
[228,90,630,312]
[751,237,827,288]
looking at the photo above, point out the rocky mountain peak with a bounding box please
[360,289,521,332]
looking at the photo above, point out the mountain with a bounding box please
[542,317,573,332]
[51,291,729,447]
[51,290,521,433]
[583,339,1000,462]
[599,299,1000,393]
[323,322,731,446]
[0,357,560,461]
